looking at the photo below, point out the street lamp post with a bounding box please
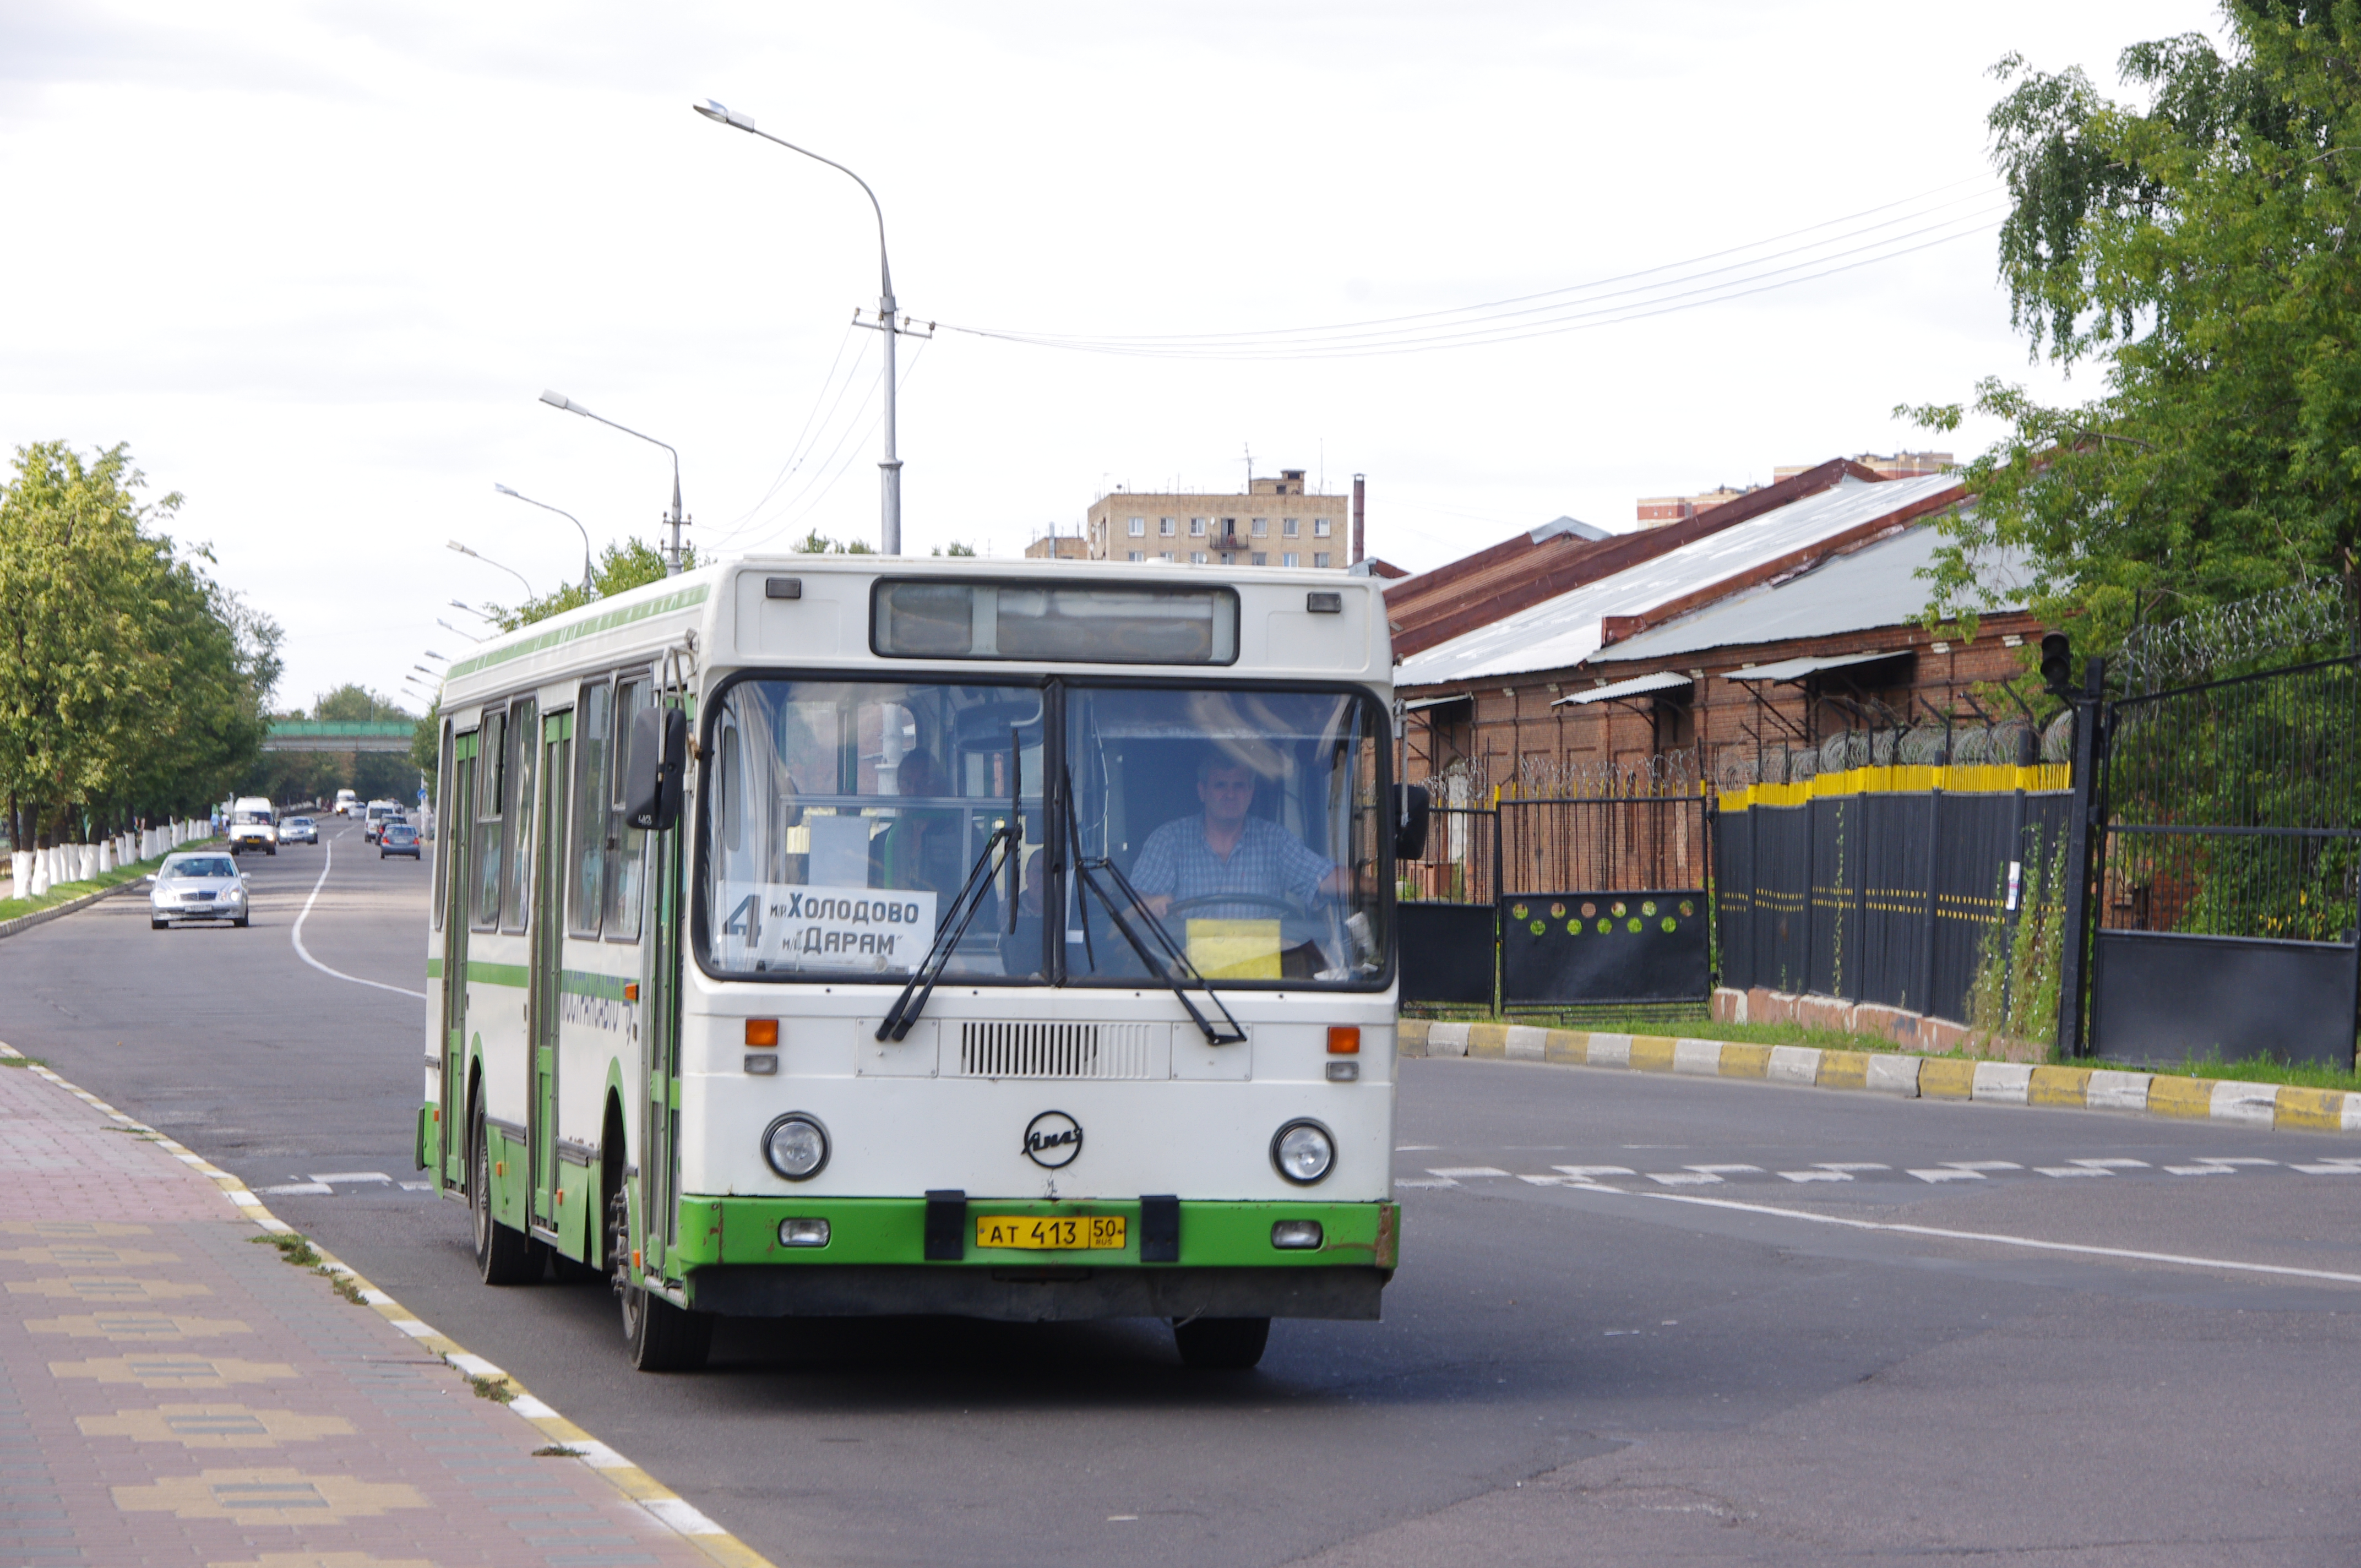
[537,392,689,575]
[694,98,909,556]
[495,483,595,593]
[437,618,482,644]
[447,540,534,598]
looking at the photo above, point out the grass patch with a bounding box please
[0,1055,42,1068]
[468,1374,517,1404]
[532,1444,586,1458]
[0,837,223,925]
[251,1232,322,1269]
[320,1269,369,1306]
[2140,1052,2361,1095]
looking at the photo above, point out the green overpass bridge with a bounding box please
[263,720,417,754]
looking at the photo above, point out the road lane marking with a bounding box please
[1779,1169,1851,1183]
[290,841,426,999]
[2037,1167,2112,1177]
[1908,1168,1984,1183]
[1426,1167,1508,1178]
[1585,1185,2361,1287]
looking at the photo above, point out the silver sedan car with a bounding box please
[149,852,251,929]
[280,815,319,845]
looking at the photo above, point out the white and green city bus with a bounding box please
[418,556,1424,1370]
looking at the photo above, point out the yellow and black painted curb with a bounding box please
[0,1039,778,1568]
[1400,1020,2361,1136]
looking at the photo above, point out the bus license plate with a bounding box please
[974,1215,1127,1251]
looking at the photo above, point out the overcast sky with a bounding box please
[1,1,2222,712]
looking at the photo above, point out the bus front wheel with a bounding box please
[1173,1316,1270,1370]
[608,1189,711,1372]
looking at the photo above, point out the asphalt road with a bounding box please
[6,821,2359,1566]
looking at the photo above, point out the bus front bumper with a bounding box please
[670,1196,1397,1323]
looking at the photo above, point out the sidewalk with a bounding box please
[0,1047,769,1567]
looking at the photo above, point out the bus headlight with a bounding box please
[761,1114,830,1181]
[1271,1119,1334,1185]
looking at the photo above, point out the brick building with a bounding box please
[1395,469,2043,798]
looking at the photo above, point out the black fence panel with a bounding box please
[1807,796,1861,999]
[1399,902,1498,1006]
[1500,890,1710,1005]
[1747,805,1811,992]
[2093,929,2359,1068]
[1716,807,1754,989]
[1497,797,1709,897]
[1931,793,2020,1023]
[1857,792,1935,1012]
[1402,807,1498,906]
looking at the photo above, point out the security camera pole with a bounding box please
[694,98,922,556]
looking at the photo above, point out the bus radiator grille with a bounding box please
[957,1022,1156,1080]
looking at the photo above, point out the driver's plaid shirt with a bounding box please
[1126,813,1334,919]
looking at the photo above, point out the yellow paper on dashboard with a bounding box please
[1185,918,1283,980]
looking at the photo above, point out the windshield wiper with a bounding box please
[874,823,1015,1043]
[1062,767,1247,1047]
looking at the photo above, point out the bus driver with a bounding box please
[1129,751,1353,924]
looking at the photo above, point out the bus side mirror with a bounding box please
[1394,783,1430,861]
[623,706,688,832]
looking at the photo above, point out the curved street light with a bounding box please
[447,539,533,598]
[494,482,595,593]
[437,618,482,644]
[694,97,904,555]
[537,392,687,574]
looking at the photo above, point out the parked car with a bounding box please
[280,816,318,845]
[149,852,250,928]
[379,823,422,860]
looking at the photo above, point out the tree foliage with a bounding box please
[0,442,279,845]
[489,538,697,633]
[1905,4,2361,658]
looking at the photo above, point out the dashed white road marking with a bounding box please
[1779,1169,1852,1183]
[1909,1168,1985,1183]
[1814,1163,1890,1173]
[2164,1164,2237,1175]
[2293,1163,2361,1175]
[1649,1172,1723,1186]
[2196,1157,2277,1166]
[2037,1167,2112,1178]
[2070,1158,2148,1169]
[1685,1164,1763,1175]
[1394,1178,1457,1189]
[308,1172,391,1185]
[1553,1165,1636,1178]
[259,1183,332,1196]
[1941,1161,2022,1172]
[1426,1167,1509,1179]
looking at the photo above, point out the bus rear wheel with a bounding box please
[471,1107,540,1286]
[608,1189,711,1372]
[1172,1316,1270,1370]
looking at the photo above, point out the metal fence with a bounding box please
[1717,782,2070,1025]
[2079,652,2361,1068]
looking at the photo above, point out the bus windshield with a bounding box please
[701,678,1047,982]
[1065,684,1386,988]
[697,677,1389,989]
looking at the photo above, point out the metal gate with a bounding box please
[1397,806,1498,1006]
[1495,796,1710,1007]
[2067,652,2361,1069]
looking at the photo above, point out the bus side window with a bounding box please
[501,697,538,934]
[472,709,504,930]
[569,679,612,937]
[606,678,649,943]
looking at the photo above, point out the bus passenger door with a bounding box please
[529,713,572,1236]
[440,736,476,1191]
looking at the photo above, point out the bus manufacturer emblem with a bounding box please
[1022,1110,1083,1169]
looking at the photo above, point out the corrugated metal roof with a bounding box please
[1588,521,2032,665]
[1722,649,1906,682]
[1554,670,1692,705]
[1395,472,1961,687]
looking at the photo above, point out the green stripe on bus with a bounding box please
[561,970,631,1000]
[668,1196,1395,1270]
[426,957,444,979]
[466,960,531,989]
[444,583,711,683]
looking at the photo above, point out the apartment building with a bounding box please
[1070,470,1353,568]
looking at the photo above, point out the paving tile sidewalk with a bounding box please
[0,1053,748,1568]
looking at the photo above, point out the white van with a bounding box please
[227,797,278,856]
[335,788,360,818]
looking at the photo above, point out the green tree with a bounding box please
[1904,6,2361,655]
[0,442,278,845]
[489,538,698,632]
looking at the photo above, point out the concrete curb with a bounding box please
[1402,1019,2361,1138]
[0,1039,779,1568]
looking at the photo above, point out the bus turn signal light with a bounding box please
[1327,1026,1359,1055]
[746,1019,779,1048]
